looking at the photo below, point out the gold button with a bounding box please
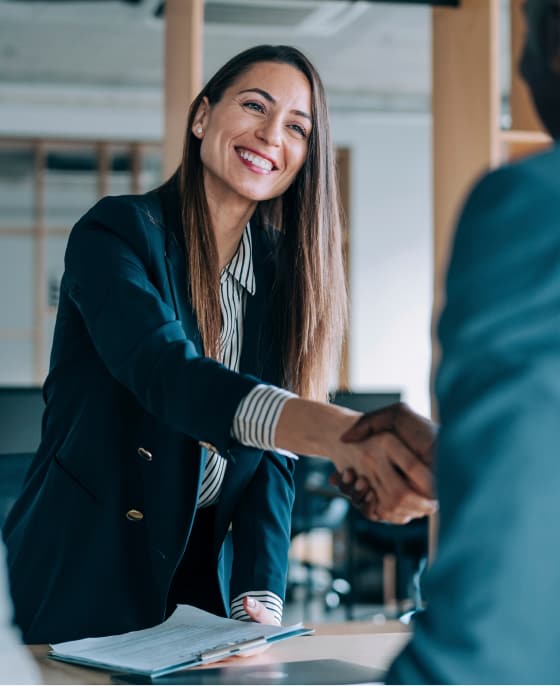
[199,441,218,453]
[126,509,144,521]
[137,447,153,461]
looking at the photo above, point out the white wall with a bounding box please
[331,111,433,417]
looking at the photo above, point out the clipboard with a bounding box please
[49,605,313,678]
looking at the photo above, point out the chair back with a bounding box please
[0,386,44,454]
[331,390,401,413]
[0,452,34,529]
[0,387,43,530]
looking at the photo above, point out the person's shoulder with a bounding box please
[514,142,560,189]
[445,144,560,303]
[81,188,164,232]
[467,144,560,207]
[453,145,560,255]
[68,188,165,257]
[65,188,166,264]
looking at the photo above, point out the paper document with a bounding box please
[49,605,312,677]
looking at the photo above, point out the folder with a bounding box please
[49,604,313,678]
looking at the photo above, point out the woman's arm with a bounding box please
[275,398,437,524]
[229,451,294,625]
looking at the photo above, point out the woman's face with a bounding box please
[193,61,312,206]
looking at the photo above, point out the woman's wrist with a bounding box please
[273,398,360,464]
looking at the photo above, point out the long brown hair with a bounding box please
[178,45,346,400]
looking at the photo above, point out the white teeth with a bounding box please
[238,149,273,171]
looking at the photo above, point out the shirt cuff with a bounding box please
[230,591,283,625]
[232,384,297,458]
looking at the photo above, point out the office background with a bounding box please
[0,0,540,620]
[0,0,443,415]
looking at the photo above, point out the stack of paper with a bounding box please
[49,605,312,678]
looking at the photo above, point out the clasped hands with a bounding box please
[330,402,438,524]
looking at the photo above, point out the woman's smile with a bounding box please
[235,146,277,174]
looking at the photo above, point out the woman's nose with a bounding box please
[256,117,282,146]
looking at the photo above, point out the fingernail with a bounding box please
[354,478,367,491]
[246,596,256,608]
[341,470,352,484]
[365,491,375,503]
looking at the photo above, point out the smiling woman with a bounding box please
[195,65,312,204]
[3,44,436,647]
[177,46,343,389]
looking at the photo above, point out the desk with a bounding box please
[30,622,411,684]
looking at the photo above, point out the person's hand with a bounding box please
[242,596,281,626]
[225,597,278,658]
[329,468,376,517]
[274,398,437,523]
[341,402,436,467]
[329,434,436,523]
[331,403,438,523]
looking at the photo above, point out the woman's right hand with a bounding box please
[274,398,437,525]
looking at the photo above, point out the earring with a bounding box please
[196,126,203,135]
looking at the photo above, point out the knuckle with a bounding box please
[377,432,392,452]
[392,485,407,506]
[391,401,408,422]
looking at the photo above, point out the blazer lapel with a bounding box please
[239,224,279,382]
[158,179,204,357]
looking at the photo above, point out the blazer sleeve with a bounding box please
[388,159,560,684]
[63,197,260,454]
[229,451,295,604]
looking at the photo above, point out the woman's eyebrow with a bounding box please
[238,87,312,121]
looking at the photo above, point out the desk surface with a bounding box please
[31,622,411,684]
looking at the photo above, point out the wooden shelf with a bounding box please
[432,0,551,346]
[499,129,552,161]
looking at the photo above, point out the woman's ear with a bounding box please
[192,97,210,139]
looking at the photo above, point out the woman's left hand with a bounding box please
[243,596,281,625]
[227,597,280,658]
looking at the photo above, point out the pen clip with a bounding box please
[199,636,266,662]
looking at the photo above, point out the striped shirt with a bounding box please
[196,223,295,624]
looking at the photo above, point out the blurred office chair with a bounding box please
[0,387,43,530]
[0,387,43,454]
[0,453,34,530]
[288,455,350,616]
[345,512,428,615]
[330,390,428,617]
[331,390,401,416]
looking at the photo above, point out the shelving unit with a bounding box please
[430,0,552,557]
[0,139,162,384]
[499,129,551,161]
[432,0,552,383]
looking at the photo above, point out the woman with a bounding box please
[4,45,435,644]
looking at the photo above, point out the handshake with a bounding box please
[331,403,437,524]
[277,399,438,525]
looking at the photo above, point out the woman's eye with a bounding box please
[289,124,307,138]
[243,101,265,113]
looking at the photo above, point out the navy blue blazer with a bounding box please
[3,179,295,644]
[389,145,560,683]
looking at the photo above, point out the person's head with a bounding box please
[520,0,560,138]
[189,57,311,207]
[181,45,332,218]
[177,45,346,400]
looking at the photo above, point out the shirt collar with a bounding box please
[221,223,256,295]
